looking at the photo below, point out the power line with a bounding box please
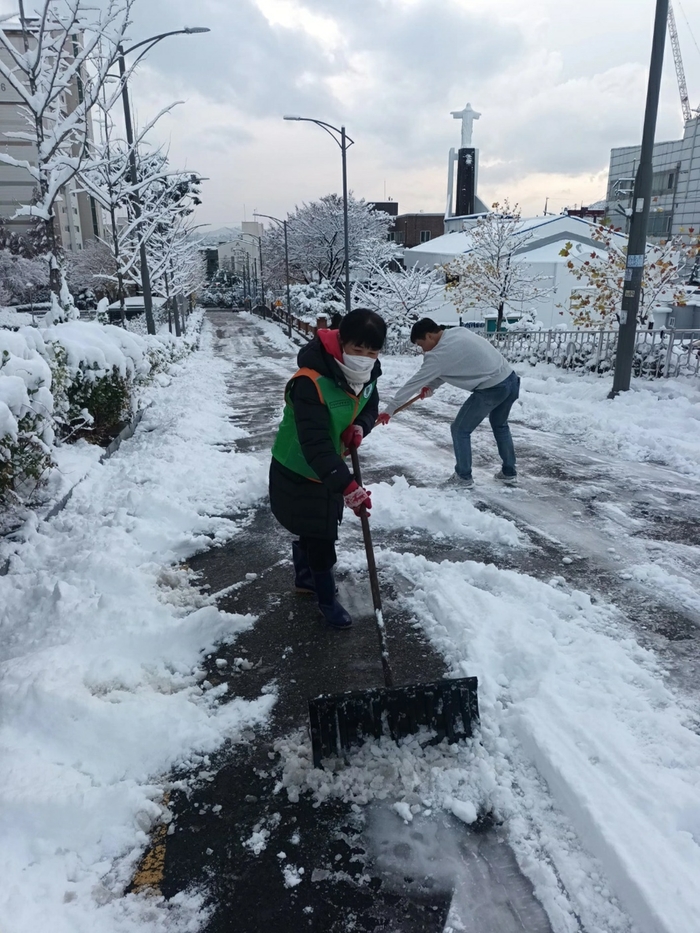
[677,0,700,60]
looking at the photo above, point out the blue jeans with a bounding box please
[451,371,520,479]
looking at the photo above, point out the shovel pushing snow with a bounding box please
[308,447,480,768]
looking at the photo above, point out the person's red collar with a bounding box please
[318,328,343,362]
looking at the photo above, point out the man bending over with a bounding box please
[378,318,520,487]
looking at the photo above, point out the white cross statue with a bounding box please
[450,103,481,148]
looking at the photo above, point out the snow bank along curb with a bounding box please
[1,312,204,514]
[43,403,152,522]
[0,318,272,933]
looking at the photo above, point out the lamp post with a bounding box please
[283,115,354,313]
[117,27,210,334]
[254,212,292,336]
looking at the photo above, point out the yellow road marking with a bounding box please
[130,791,171,895]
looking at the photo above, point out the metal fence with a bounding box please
[484,327,700,379]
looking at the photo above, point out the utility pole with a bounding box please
[610,0,669,397]
[118,47,155,334]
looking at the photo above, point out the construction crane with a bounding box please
[668,1,693,123]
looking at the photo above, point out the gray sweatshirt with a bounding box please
[384,327,513,415]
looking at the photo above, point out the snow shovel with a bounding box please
[307,447,480,768]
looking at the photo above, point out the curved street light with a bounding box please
[118,27,210,334]
[283,115,354,312]
[254,212,292,336]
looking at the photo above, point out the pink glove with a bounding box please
[343,480,372,516]
[419,386,434,399]
[341,424,363,450]
[376,412,391,426]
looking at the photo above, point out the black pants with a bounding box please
[298,536,337,572]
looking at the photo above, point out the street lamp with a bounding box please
[283,115,354,312]
[117,27,210,335]
[254,212,292,336]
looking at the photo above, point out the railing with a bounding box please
[242,304,700,381]
[247,302,329,338]
[485,327,700,379]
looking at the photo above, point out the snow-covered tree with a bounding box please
[0,249,49,305]
[559,222,698,327]
[261,195,393,292]
[288,281,345,324]
[0,0,133,322]
[64,238,117,303]
[351,258,442,332]
[77,89,180,326]
[153,224,207,335]
[130,157,202,295]
[444,201,552,331]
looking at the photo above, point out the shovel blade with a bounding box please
[308,676,479,768]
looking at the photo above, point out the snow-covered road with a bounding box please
[2,312,699,933]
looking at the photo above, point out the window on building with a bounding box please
[420,230,431,243]
[64,225,70,231]
[647,210,673,238]
[74,225,80,232]
[651,170,676,196]
[73,207,78,215]
[61,206,66,213]
[392,231,405,245]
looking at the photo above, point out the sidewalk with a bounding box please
[3,312,700,933]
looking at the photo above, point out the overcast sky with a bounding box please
[7,0,700,228]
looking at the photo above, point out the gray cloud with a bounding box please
[128,0,523,158]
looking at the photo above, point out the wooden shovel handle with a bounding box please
[375,393,422,425]
[349,446,394,688]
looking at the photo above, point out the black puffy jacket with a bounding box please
[268,333,380,540]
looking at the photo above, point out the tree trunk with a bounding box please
[496,300,505,332]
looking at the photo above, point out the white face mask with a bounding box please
[341,352,375,374]
[337,352,375,394]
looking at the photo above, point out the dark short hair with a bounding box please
[339,308,387,350]
[410,318,443,343]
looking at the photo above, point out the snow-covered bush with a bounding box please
[0,311,205,510]
[44,322,153,440]
[289,282,344,324]
[503,309,544,332]
[0,329,54,502]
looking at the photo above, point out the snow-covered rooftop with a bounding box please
[405,214,626,262]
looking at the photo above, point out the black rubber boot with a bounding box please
[312,570,352,628]
[292,541,315,595]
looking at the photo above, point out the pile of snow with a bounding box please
[275,729,485,825]
[370,474,523,547]
[0,322,271,932]
[0,327,54,447]
[520,369,700,479]
[44,320,153,382]
[1,313,204,511]
[373,548,700,933]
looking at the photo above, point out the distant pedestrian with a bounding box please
[269,309,387,627]
[378,318,520,486]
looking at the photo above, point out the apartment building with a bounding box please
[605,116,700,239]
[0,19,103,252]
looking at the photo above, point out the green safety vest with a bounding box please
[271,367,376,481]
